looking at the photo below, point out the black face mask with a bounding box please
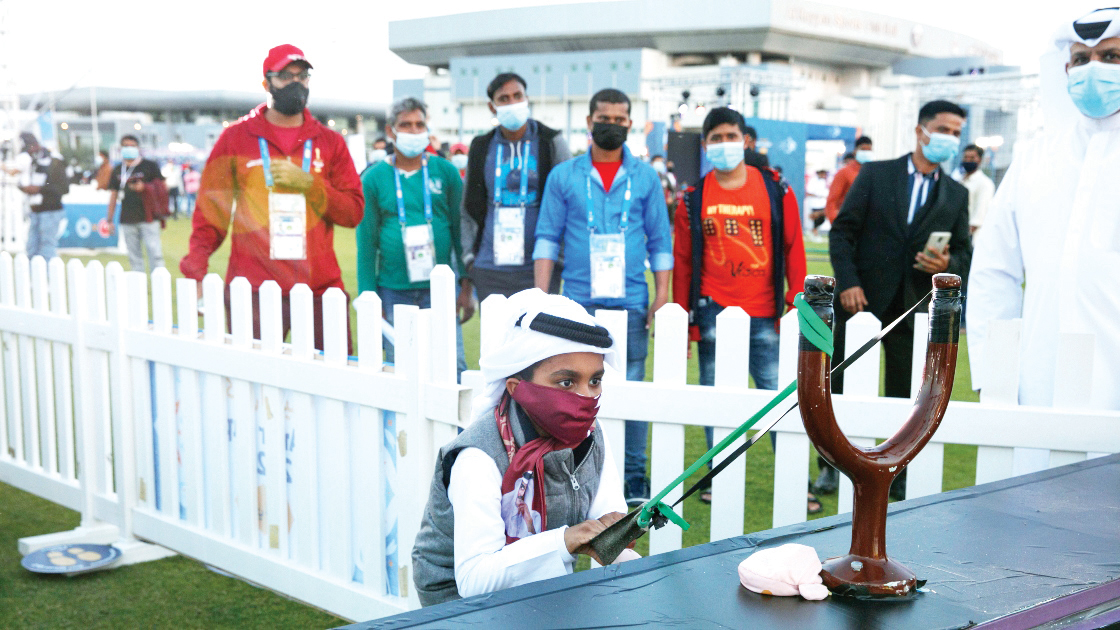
[961,161,980,174]
[270,82,309,116]
[591,122,628,151]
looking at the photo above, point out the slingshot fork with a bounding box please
[797,273,962,598]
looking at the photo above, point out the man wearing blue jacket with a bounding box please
[533,88,673,506]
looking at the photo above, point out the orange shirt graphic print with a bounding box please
[698,170,777,317]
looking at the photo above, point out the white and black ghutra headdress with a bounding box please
[1055,8,1120,48]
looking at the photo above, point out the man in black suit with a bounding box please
[815,100,972,497]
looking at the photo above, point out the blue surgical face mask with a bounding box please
[919,127,960,164]
[121,146,140,161]
[855,149,874,163]
[705,141,745,172]
[393,130,429,158]
[1068,61,1120,119]
[494,100,530,131]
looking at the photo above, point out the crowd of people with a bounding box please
[8,7,1120,606]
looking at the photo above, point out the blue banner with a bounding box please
[59,203,118,249]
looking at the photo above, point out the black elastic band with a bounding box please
[672,290,933,508]
[516,312,613,348]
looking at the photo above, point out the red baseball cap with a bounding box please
[263,44,313,76]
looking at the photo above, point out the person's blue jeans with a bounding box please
[696,298,780,452]
[584,305,649,487]
[26,209,64,260]
[379,286,468,381]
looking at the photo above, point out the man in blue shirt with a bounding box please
[533,88,673,505]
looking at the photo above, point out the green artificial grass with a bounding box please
[1,221,983,624]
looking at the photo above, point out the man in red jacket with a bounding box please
[181,44,363,351]
[672,107,808,508]
[824,135,872,223]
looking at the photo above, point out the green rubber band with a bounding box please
[794,293,833,357]
[635,293,835,531]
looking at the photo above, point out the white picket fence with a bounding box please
[0,254,468,621]
[464,294,1120,557]
[3,251,1119,623]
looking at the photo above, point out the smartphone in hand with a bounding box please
[924,231,951,254]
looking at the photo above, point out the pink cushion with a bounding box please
[738,543,830,600]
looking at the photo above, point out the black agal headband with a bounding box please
[515,313,613,349]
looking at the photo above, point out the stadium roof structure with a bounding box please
[389,0,1001,69]
[21,87,385,119]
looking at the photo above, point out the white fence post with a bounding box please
[976,319,1021,483]
[1051,333,1104,464]
[148,268,174,516]
[392,303,424,607]
[594,309,629,494]
[353,290,386,596]
[67,260,100,526]
[15,255,40,470]
[86,261,114,497]
[906,313,945,499]
[287,284,319,568]
[48,257,75,482]
[836,312,881,515]
[709,307,750,542]
[227,276,257,547]
[30,256,57,475]
[106,263,140,536]
[320,287,352,581]
[648,303,687,555]
[772,310,808,527]
[257,281,288,557]
[0,253,22,463]
[201,274,230,535]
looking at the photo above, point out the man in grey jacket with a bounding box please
[458,72,570,323]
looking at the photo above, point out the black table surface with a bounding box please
[347,454,1120,630]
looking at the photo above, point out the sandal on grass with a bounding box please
[807,493,823,515]
[699,491,713,504]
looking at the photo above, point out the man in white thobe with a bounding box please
[968,8,1120,410]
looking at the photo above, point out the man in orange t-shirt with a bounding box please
[824,135,873,223]
[672,107,807,506]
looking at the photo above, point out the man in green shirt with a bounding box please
[357,97,468,375]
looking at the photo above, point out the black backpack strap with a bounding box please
[761,171,787,317]
[685,186,705,326]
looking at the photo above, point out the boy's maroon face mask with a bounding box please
[497,380,600,544]
[509,380,599,446]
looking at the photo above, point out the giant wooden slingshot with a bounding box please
[797,273,962,598]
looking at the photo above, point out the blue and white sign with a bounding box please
[59,203,118,249]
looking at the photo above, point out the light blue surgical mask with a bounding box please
[393,130,429,158]
[121,146,140,161]
[494,100,530,131]
[919,127,960,164]
[855,149,874,164]
[1068,61,1120,119]
[705,141,745,172]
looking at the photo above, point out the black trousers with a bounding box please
[819,287,914,482]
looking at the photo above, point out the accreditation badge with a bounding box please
[493,205,526,266]
[403,223,436,283]
[589,233,626,299]
[268,192,307,260]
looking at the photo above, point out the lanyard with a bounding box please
[259,137,312,189]
[392,155,433,226]
[119,162,138,190]
[494,140,531,207]
[585,171,631,234]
